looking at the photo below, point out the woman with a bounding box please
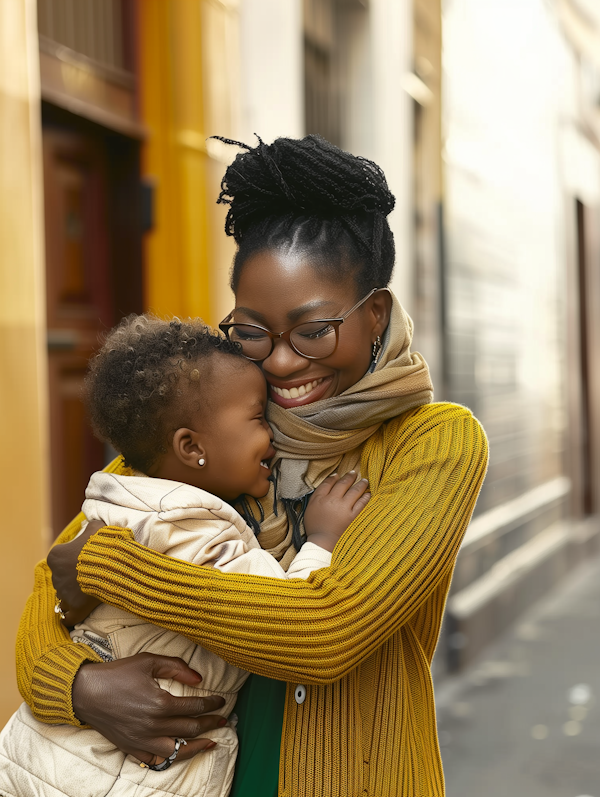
[17,135,488,797]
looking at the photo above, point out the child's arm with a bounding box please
[143,473,370,580]
[274,472,371,578]
[302,471,371,552]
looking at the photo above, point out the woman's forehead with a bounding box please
[234,248,357,321]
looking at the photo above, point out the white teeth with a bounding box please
[260,461,269,468]
[271,378,324,400]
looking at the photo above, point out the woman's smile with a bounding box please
[268,376,331,407]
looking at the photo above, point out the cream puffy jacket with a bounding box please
[0,472,330,797]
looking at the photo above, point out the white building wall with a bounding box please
[439,0,600,670]
[443,0,575,509]
[237,0,415,309]
[238,0,304,143]
[370,0,415,312]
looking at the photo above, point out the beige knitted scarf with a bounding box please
[242,292,434,570]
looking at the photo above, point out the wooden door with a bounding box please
[43,127,114,537]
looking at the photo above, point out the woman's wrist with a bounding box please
[71,661,102,726]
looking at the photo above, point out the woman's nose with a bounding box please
[262,338,308,377]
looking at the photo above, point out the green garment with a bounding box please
[229,673,286,797]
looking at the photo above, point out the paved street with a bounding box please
[435,555,600,797]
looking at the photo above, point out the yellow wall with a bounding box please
[0,0,239,726]
[0,0,50,723]
[139,0,238,327]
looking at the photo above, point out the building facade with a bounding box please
[440,0,600,670]
[0,0,242,722]
[2,0,600,725]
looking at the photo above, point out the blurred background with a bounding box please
[2,0,600,793]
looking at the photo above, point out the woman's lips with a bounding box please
[268,376,333,408]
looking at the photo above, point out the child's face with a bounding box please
[190,359,276,501]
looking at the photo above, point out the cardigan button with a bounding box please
[294,685,307,704]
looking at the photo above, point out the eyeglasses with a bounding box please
[219,287,381,361]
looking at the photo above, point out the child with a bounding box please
[0,315,370,797]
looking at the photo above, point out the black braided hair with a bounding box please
[213,135,396,296]
[84,314,246,474]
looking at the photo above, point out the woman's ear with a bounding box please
[172,427,207,470]
[370,289,392,338]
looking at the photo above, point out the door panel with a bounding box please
[43,128,114,537]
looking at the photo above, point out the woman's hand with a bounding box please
[304,471,371,552]
[48,520,105,626]
[72,653,227,764]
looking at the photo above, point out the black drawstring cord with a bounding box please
[235,464,313,551]
[234,495,264,537]
[281,495,312,552]
[270,467,279,517]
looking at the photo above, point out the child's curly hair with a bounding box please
[85,314,246,473]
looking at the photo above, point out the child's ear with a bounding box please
[172,427,207,469]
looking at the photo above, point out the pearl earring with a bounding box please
[198,458,205,467]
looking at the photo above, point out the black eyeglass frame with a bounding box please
[219,287,382,362]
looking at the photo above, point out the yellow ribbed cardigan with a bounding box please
[16,402,488,797]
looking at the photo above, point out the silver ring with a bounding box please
[140,738,187,772]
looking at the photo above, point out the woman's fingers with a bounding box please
[49,520,105,625]
[156,713,226,739]
[163,736,218,763]
[153,691,226,724]
[145,653,204,688]
[71,654,227,763]
[119,736,217,767]
[60,595,101,627]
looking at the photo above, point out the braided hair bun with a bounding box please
[214,135,396,294]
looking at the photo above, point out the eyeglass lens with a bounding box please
[227,320,337,360]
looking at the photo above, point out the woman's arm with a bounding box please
[15,455,131,724]
[77,404,488,684]
[16,486,228,761]
[15,511,103,724]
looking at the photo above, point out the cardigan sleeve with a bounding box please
[15,512,103,725]
[15,457,129,725]
[77,404,488,684]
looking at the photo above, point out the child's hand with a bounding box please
[304,471,371,552]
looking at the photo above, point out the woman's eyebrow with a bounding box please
[235,300,337,325]
[287,300,336,322]
[233,306,268,323]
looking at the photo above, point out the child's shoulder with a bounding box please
[87,471,222,510]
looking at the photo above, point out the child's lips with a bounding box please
[260,445,276,469]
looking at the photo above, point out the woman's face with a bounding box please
[233,248,392,407]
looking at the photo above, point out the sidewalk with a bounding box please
[435,555,600,797]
